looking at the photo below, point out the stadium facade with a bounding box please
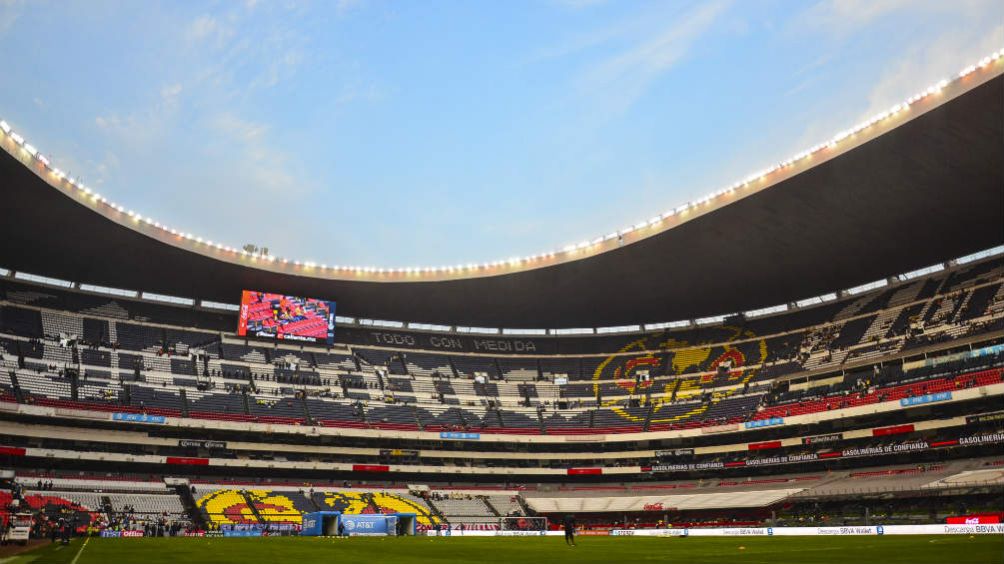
[0,53,1001,536]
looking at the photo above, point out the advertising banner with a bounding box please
[223,525,263,533]
[966,412,1004,425]
[337,326,552,355]
[958,432,1004,446]
[178,440,227,449]
[655,448,694,458]
[379,449,419,458]
[112,413,165,424]
[651,432,1004,474]
[611,528,688,537]
[650,461,726,472]
[802,433,843,445]
[439,432,481,440]
[606,525,1004,537]
[745,417,784,429]
[426,525,1004,538]
[946,515,1002,524]
[165,457,209,466]
[301,514,322,537]
[493,530,547,536]
[341,514,392,536]
[900,392,952,407]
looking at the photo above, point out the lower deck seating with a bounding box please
[195,487,441,527]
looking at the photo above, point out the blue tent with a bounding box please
[301,511,340,536]
[301,512,417,536]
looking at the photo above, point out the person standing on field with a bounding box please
[562,514,576,547]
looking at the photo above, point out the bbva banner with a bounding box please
[426,525,1004,537]
[607,525,1004,537]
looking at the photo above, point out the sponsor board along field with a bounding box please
[7,535,1004,564]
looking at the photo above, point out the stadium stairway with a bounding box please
[179,389,190,418]
[99,495,113,525]
[175,484,206,530]
[300,395,314,425]
[412,405,425,431]
[515,496,535,517]
[241,490,266,523]
[643,402,655,431]
[424,497,450,524]
[8,370,23,403]
[365,494,382,514]
[69,371,79,401]
[306,494,321,512]
[481,497,502,518]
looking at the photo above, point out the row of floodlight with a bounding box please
[0,50,1001,278]
[2,245,1000,337]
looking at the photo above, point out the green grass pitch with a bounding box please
[10,535,1004,564]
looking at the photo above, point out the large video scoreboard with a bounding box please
[237,290,336,344]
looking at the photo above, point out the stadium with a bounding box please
[0,5,1003,564]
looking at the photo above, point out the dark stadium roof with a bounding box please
[1,72,1001,328]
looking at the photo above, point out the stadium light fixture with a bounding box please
[2,48,1002,278]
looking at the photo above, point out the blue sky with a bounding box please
[1,0,1001,268]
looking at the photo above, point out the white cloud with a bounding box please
[858,24,1003,121]
[253,48,304,89]
[335,0,364,16]
[769,6,1003,182]
[160,83,183,107]
[88,151,120,186]
[93,81,185,148]
[186,14,235,48]
[802,0,1000,35]
[0,0,25,36]
[188,14,217,40]
[801,0,914,32]
[211,112,267,144]
[208,112,310,197]
[577,1,729,115]
[551,0,608,9]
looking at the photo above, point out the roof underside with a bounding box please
[1,76,1002,328]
